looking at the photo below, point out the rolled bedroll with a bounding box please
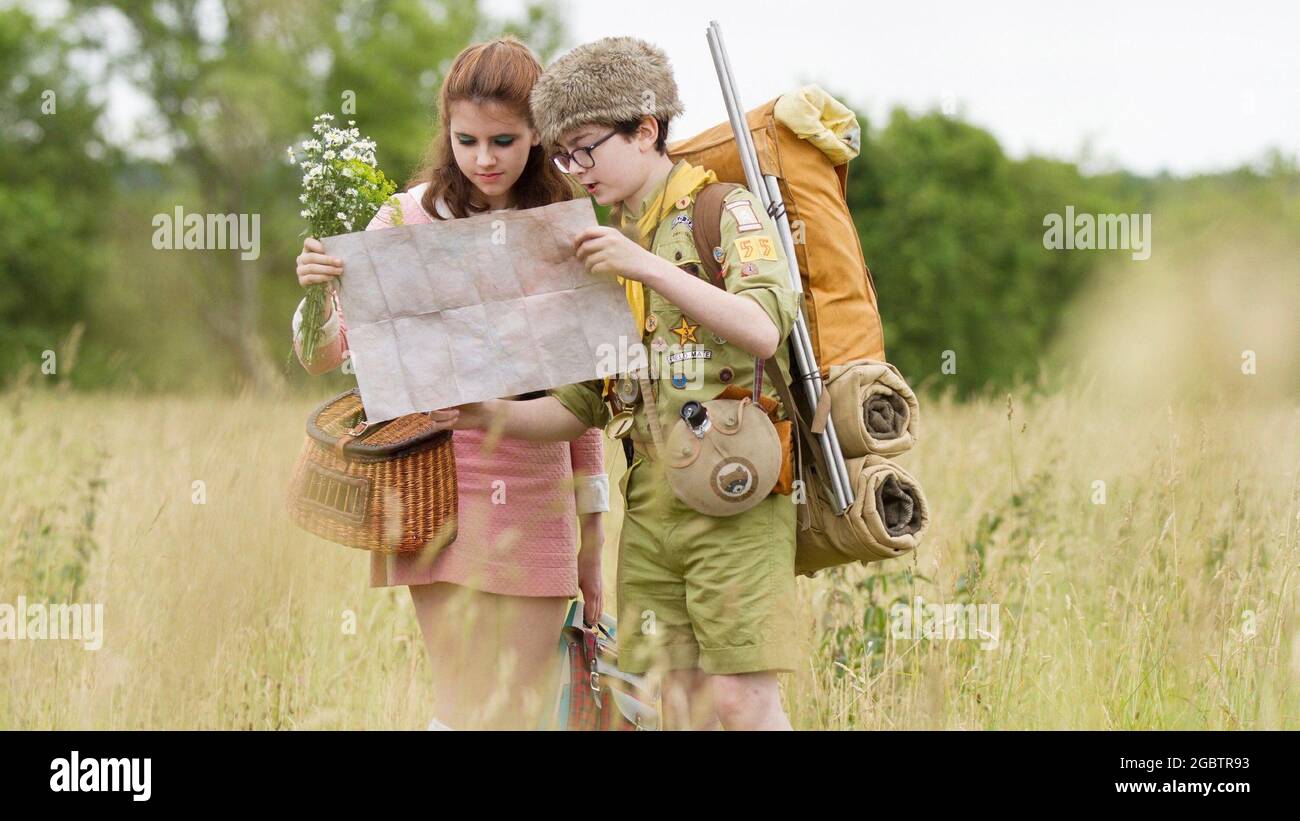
[795,454,930,576]
[825,359,920,459]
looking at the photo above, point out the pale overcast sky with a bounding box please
[70,0,1299,176]
[517,0,1299,175]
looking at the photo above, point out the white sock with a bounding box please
[426,716,454,731]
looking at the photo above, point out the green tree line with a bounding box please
[1,2,1295,398]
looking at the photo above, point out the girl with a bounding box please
[290,36,608,730]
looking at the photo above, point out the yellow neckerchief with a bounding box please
[604,160,718,400]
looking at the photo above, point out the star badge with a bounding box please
[670,317,699,346]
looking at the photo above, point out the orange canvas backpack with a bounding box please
[668,89,886,371]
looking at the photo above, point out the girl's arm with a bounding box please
[569,427,610,515]
[291,198,403,375]
[291,288,348,375]
[572,426,608,625]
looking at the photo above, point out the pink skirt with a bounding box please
[369,429,584,597]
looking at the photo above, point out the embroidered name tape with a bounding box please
[667,349,713,364]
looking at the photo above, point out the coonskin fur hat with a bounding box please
[530,36,685,147]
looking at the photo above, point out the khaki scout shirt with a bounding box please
[550,161,799,455]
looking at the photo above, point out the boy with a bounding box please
[437,37,802,730]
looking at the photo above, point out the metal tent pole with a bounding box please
[706,20,854,515]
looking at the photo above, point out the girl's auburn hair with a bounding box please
[410,36,578,219]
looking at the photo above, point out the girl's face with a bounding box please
[448,99,538,206]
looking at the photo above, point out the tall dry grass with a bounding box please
[2,222,1296,729]
[2,372,1294,729]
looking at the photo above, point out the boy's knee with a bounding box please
[710,671,779,725]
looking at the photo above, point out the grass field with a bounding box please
[2,368,1295,730]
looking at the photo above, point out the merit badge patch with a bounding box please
[670,317,700,346]
[711,457,759,503]
[724,199,763,233]
[733,235,778,263]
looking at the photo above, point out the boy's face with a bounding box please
[555,118,657,208]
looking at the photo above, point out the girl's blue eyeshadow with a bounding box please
[456,136,514,145]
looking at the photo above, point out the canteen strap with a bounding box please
[635,368,664,461]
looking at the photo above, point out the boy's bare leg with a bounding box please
[660,667,720,730]
[711,671,791,731]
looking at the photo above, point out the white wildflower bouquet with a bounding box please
[287,113,399,364]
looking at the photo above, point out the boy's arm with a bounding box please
[645,187,801,358]
[710,187,800,346]
[640,254,780,358]
[455,391,595,443]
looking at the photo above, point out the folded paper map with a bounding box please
[323,198,637,423]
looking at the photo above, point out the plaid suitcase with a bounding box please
[551,602,659,731]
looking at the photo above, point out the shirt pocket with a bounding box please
[646,235,699,327]
[658,231,705,280]
[650,233,704,318]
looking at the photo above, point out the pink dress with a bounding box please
[291,184,608,598]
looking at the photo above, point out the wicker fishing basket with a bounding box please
[287,389,457,554]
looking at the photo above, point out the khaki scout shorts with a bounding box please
[614,451,802,676]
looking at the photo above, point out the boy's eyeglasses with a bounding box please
[551,130,618,174]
